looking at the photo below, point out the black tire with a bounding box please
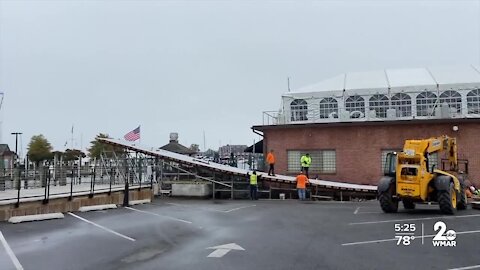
[403,200,415,210]
[457,190,468,210]
[438,183,457,215]
[379,191,398,213]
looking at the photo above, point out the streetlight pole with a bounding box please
[11,132,22,208]
[11,132,22,161]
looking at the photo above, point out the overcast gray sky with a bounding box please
[0,0,479,157]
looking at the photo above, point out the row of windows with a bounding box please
[290,89,480,120]
[285,150,440,175]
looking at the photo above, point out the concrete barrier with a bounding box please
[79,204,117,212]
[8,213,64,223]
[172,183,212,197]
[129,199,151,205]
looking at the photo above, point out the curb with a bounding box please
[8,213,65,224]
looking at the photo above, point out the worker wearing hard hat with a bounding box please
[300,153,311,178]
[296,171,309,200]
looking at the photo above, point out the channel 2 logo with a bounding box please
[432,221,456,247]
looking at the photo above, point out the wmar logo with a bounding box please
[432,221,456,247]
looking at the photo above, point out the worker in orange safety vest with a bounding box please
[296,171,309,200]
[266,150,276,176]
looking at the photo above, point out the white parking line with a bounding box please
[68,213,135,242]
[342,229,480,246]
[166,202,256,213]
[224,205,256,213]
[350,213,480,225]
[165,202,225,213]
[354,207,360,215]
[125,207,193,224]
[448,264,480,270]
[0,231,23,270]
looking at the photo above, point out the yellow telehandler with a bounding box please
[377,135,468,215]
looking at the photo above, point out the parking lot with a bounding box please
[1,198,480,270]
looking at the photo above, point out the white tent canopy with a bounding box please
[285,65,480,98]
[268,65,480,125]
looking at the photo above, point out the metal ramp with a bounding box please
[98,138,377,195]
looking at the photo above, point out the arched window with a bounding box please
[391,93,412,117]
[345,95,365,118]
[439,90,462,114]
[416,92,437,116]
[290,99,308,121]
[319,98,338,119]
[369,94,389,118]
[467,89,480,114]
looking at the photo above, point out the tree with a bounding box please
[189,144,200,153]
[27,135,53,165]
[88,133,123,159]
[204,149,217,157]
[27,135,53,187]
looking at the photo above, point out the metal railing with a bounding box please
[0,160,155,207]
[261,104,466,126]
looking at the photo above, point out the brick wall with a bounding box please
[260,121,480,186]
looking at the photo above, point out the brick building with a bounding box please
[218,144,249,159]
[254,66,480,186]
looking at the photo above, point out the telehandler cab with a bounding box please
[378,135,468,214]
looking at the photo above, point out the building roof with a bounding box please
[159,142,196,155]
[0,144,14,156]
[244,140,263,153]
[285,65,480,97]
[253,118,480,132]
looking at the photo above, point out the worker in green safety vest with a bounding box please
[246,170,261,200]
[301,153,311,178]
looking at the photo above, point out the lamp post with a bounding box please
[11,132,22,207]
[11,132,22,162]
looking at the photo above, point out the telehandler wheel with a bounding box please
[379,190,398,213]
[457,189,468,210]
[438,183,457,215]
[402,200,415,210]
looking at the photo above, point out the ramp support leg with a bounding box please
[212,182,215,200]
[231,175,234,200]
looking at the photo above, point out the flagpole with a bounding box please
[71,124,74,149]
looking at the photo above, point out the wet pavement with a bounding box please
[1,198,479,270]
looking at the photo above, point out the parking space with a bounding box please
[1,198,480,270]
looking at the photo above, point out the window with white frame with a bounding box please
[467,89,480,114]
[290,99,308,121]
[391,93,412,117]
[416,91,437,116]
[369,94,389,118]
[319,98,338,119]
[345,95,365,118]
[287,150,336,174]
[439,90,462,114]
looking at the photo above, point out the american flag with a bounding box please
[124,126,140,141]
